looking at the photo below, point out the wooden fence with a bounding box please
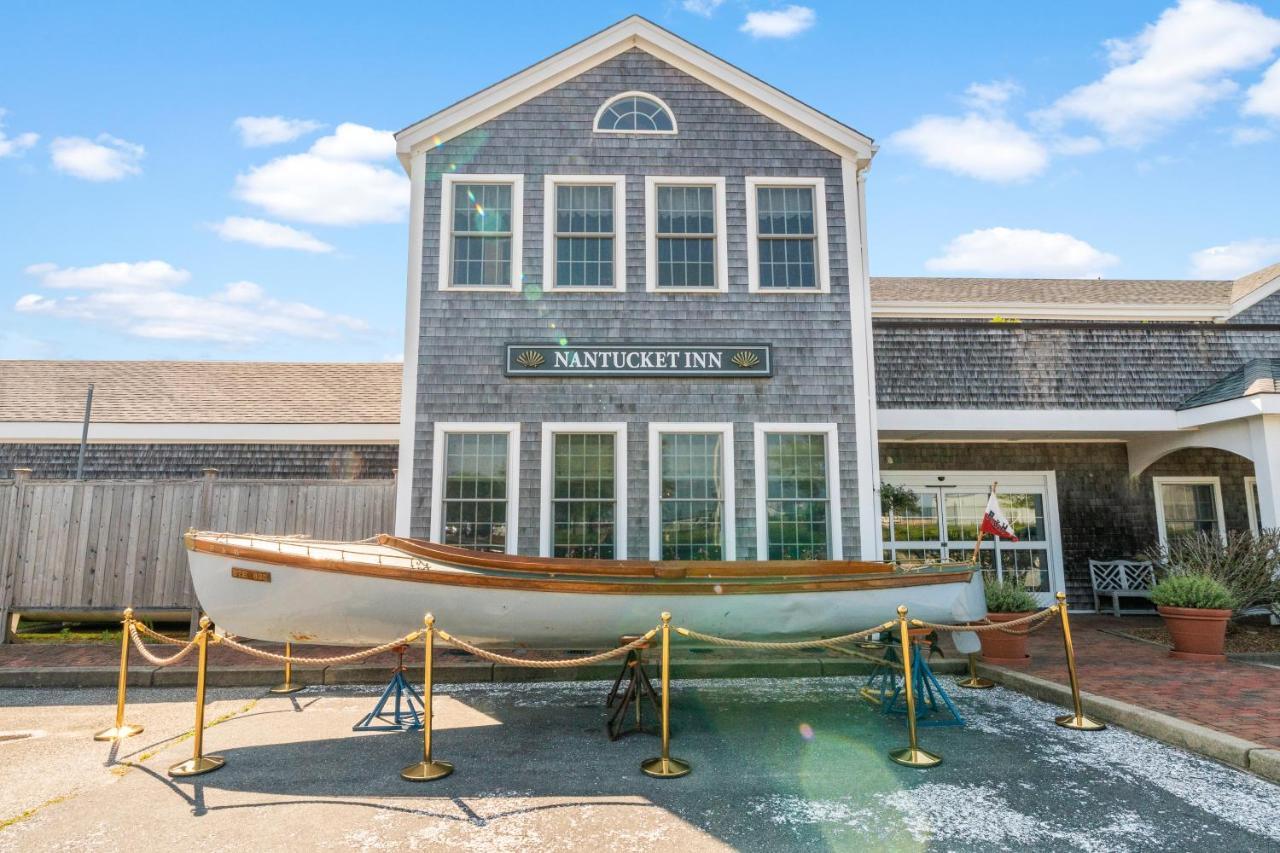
[0,469,396,638]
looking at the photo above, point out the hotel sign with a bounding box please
[504,343,772,377]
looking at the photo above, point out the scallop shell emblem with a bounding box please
[731,351,760,369]
[515,350,545,369]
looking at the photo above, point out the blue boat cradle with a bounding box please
[353,648,425,732]
[860,640,964,728]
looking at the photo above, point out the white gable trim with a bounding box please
[394,16,874,169]
[1225,271,1280,319]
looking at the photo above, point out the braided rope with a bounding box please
[437,627,659,668]
[130,620,191,645]
[128,624,200,667]
[211,631,425,666]
[674,620,896,650]
[912,605,1058,634]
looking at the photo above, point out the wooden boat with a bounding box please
[184,531,986,648]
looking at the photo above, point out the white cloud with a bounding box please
[233,115,323,147]
[1190,238,1280,278]
[50,134,144,181]
[1244,59,1280,118]
[682,0,724,17]
[232,123,407,226]
[740,5,815,39]
[925,227,1120,278]
[0,109,38,158]
[1037,0,1280,145]
[211,216,334,253]
[16,260,367,345]
[963,81,1020,112]
[1230,126,1274,144]
[889,114,1049,182]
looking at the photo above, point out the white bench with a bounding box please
[1088,560,1156,616]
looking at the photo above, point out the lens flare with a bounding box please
[799,723,815,741]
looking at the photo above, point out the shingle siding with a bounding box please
[0,443,398,480]
[1228,291,1280,323]
[881,443,1255,608]
[410,48,862,557]
[875,321,1280,408]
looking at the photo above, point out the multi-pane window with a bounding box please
[441,432,509,552]
[552,432,617,559]
[595,94,675,133]
[656,185,717,289]
[755,186,818,289]
[1156,480,1222,546]
[554,184,615,288]
[659,433,725,560]
[764,433,831,560]
[451,182,513,287]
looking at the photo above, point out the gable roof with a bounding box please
[394,15,875,170]
[1178,358,1280,410]
[0,361,401,425]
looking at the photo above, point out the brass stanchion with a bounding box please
[1053,592,1105,731]
[94,608,144,741]
[401,614,453,781]
[641,612,690,779]
[889,605,941,768]
[169,616,226,777]
[956,652,995,689]
[269,641,305,694]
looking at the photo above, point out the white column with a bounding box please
[1248,414,1280,529]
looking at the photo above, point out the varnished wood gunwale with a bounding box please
[188,536,974,596]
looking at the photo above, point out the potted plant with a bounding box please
[977,577,1039,664]
[1151,574,1236,661]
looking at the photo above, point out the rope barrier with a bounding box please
[674,619,897,650]
[911,605,1059,635]
[436,626,660,668]
[127,624,200,667]
[211,631,426,666]
[130,620,191,645]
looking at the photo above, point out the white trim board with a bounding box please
[643,176,728,293]
[395,16,874,168]
[429,422,522,555]
[1152,476,1227,549]
[0,422,400,444]
[539,422,629,558]
[542,174,627,293]
[870,301,1228,321]
[438,172,525,292]
[395,150,427,536]
[744,176,830,294]
[647,422,736,560]
[845,160,880,559]
[1225,269,1280,319]
[752,422,843,560]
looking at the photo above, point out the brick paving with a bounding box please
[1010,614,1280,748]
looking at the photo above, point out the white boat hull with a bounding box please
[187,548,986,648]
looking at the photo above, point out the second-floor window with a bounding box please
[746,177,829,293]
[441,174,523,291]
[645,177,728,293]
[543,176,626,291]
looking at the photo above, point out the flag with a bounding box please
[980,491,1019,541]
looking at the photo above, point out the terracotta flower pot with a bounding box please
[1158,605,1231,662]
[977,612,1033,664]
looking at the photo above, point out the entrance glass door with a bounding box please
[882,472,1063,606]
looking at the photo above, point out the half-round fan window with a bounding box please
[594,92,677,134]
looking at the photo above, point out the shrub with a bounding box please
[1146,530,1280,617]
[1150,573,1237,611]
[985,577,1039,613]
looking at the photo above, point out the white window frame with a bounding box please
[1245,476,1260,535]
[745,176,830,294]
[541,175,627,293]
[644,176,729,294]
[648,423,736,560]
[540,422,629,558]
[438,172,524,292]
[1152,476,1227,549]
[593,91,678,136]
[752,423,843,560]
[430,422,521,555]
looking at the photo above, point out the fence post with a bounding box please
[0,469,31,644]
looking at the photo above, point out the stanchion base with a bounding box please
[168,755,225,777]
[955,675,995,690]
[640,756,691,778]
[93,723,144,742]
[269,682,306,695]
[400,760,454,782]
[1055,713,1106,731]
[889,747,942,768]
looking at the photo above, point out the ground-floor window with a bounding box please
[649,423,735,560]
[880,470,1064,605]
[1245,476,1260,535]
[430,423,520,554]
[1153,476,1225,548]
[754,423,841,560]
[541,423,628,559]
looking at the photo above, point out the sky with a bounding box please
[2,0,1279,363]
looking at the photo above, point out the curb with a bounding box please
[977,662,1280,785]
